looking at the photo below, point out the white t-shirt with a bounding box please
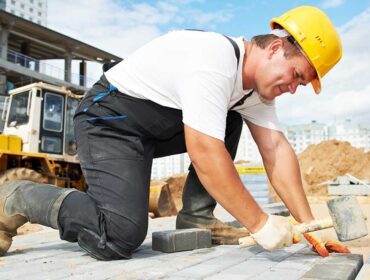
[105,30,283,141]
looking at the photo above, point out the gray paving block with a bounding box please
[328,185,370,195]
[302,254,363,280]
[252,267,307,280]
[152,228,211,253]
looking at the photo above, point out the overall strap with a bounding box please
[185,29,240,67]
[230,90,254,110]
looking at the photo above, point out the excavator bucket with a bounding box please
[149,180,177,217]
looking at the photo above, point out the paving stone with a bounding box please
[328,185,370,195]
[251,267,308,280]
[206,259,278,279]
[152,228,211,253]
[302,254,364,280]
[169,247,260,278]
[0,203,364,280]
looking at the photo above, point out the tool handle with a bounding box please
[239,217,334,248]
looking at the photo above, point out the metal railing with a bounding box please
[3,48,95,88]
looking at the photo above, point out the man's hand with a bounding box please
[303,232,351,257]
[250,214,296,251]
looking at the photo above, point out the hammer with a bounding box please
[239,196,368,248]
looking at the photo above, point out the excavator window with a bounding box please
[65,97,79,155]
[43,92,64,132]
[7,91,30,127]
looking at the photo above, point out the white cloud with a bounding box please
[48,0,232,57]
[47,0,233,81]
[277,7,370,125]
[321,0,345,9]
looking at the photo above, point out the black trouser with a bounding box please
[58,75,243,256]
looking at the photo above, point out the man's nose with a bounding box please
[288,81,299,94]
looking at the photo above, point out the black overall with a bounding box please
[57,34,248,259]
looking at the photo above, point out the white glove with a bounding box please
[250,214,294,251]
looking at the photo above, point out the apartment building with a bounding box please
[0,0,47,25]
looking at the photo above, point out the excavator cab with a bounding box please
[3,83,81,159]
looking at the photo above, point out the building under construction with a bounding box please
[0,9,121,95]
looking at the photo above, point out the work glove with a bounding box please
[289,217,351,257]
[250,214,297,251]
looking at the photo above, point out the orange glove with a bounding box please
[303,232,351,257]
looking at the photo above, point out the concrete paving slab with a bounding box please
[0,204,364,280]
[152,228,211,253]
[328,185,370,195]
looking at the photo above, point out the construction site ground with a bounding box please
[1,200,369,280]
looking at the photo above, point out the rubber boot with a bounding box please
[0,180,76,256]
[176,168,249,245]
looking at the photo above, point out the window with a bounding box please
[38,2,42,7]
[20,3,24,9]
[41,136,62,154]
[65,98,79,155]
[7,91,30,127]
[43,93,64,132]
[11,0,15,5]
[37,20,41,24]
[30,0,34,3]
[38,11,41,16]
[30,7,33,12]
[20,13,24,17]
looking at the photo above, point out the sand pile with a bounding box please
[269,140,370,200]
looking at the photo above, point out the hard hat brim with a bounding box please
[311,77,321,94]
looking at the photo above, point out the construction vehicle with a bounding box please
[0,82,85,190]
[0,82,176,216]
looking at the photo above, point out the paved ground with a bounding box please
[0,205,365,280]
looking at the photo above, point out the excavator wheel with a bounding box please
[0,168,46,185]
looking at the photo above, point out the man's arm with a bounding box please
[184,124,268,233]
[245,120,314,223]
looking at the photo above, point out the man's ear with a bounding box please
[267,39,284,59]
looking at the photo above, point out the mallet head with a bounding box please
[327,196,368,241]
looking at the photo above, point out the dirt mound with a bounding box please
[269,140,370,200]
[299,140,370,195]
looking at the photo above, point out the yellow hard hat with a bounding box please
[270,6,342,94]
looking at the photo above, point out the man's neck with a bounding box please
[242,40,255,90]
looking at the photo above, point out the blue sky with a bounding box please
[112,0,370,38]
[48,0,370,126]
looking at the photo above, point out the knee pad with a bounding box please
[77,228,131,261]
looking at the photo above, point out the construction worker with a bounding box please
[0,6,346,260]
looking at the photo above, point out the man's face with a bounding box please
[254,40,316,101]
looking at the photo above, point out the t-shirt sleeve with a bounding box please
[238,102,284,132]
[178,71,233,141]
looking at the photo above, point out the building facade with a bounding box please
[286,120,328,153]
[328,120,370,151]
[151,153,191,179]
[235,125,262,163]
[286,119,370,153]
[0,0,47,25]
